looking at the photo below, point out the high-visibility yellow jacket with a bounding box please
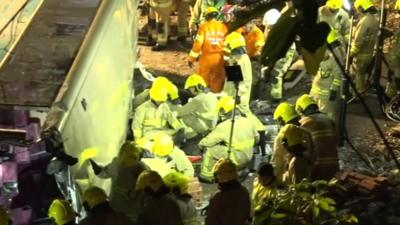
[351,13,379,60]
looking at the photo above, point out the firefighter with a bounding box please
[281,124,312,184]
[198,96,259,182]
[318,0,350,46]
[243,20,265,100]
[148,0,174,51]
[0,207,11,225]
[351,0,379,93]
[89,142,148,223]
[79,186,132,225]
[295,94,339,181]
[310,30,345,121]
[175,0,192,43]
[48,199,76,225]
[147,133,195,177]
[188,7,228,93]
[189,0,227,35]
[385,0,400,97]
[132,80,183,140]
[163,172,200,225]
[136,170,183,225]
[223,30,265,132]
[272,102,300,183]
[205,158,251,225]
[178,73,219,138]
[263,9,297,101]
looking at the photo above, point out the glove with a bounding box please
[89,159,102,175]
[173,129,186,146]
[329,90,337,101]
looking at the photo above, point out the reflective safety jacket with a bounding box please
[78,203,133,225]
[311,51,343,97]
[351,12,379,60]
[299,113,339,180]
[177,92,219,135]
[199,116,259,160]
[98,160,148,223]
[319,6,350,46]
[133,100,183,140]
[252,178,279,213]
[190,0,227,28]
[244,26,265,58]
[189,20,228,60]
[158,147,195,177]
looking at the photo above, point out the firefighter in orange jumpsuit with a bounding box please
[188,7,228,93]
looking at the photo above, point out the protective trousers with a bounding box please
[250,60,262,100]
[149,6,172,46]
[353,56,373,93]
[200,145,252,182]
[270,44,296,100]
[175,0,191,38]
[198,52,226,93]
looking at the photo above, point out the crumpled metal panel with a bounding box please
[0,0,100,107]
[43,0,138,196]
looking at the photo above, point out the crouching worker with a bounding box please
[198,96,259,182]
[163,172,201,225]
[205,159,251,225]
[79,186,132,225]
[136,170,183,225]
[48,199,76,225]
[89,142,148,223]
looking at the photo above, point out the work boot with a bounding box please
[146,36,156,46]
[151,43,166,51]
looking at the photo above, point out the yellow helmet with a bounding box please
[153,76,171,88]
[327,29,339,44]
[326,0,343,9]
[283,124,304,148]
[354,0,374,11]
[167,82,179,101]
[273,102,298,124]
[295,94,317,115]
[0,207,10,225]
[152,133,174,157]
[48,199,75,225]
[225,31,246,51]
[213,158,238,183]
[149,85,168,102]
[163,172,190,195]
[205,7,218,17]
[185,74,207,89]
[83,186,107,209]
[217,96,235,113]
[118,141,142,167]
[395,0,400,10]
[137,170,164,192]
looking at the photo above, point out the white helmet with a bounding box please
[263,9,281,26]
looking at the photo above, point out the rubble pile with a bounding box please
[335,171,400,225]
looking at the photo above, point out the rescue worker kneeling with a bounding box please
[198,96,259,182]
[177,74,219,155]
[142,133,194,177]
[132,79,183,141]
[272,102,301,183]
[136,170,183,225]
[205,159,251,225]
[163,172,201,225]
[295,94,339,180]
[89,142,148,223]
[281,124,312,184]
[48,199,76,225]
[79,186,132,225]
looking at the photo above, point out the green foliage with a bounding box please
[253,179,358,225]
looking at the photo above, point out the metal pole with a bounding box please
[227,81,240,159]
